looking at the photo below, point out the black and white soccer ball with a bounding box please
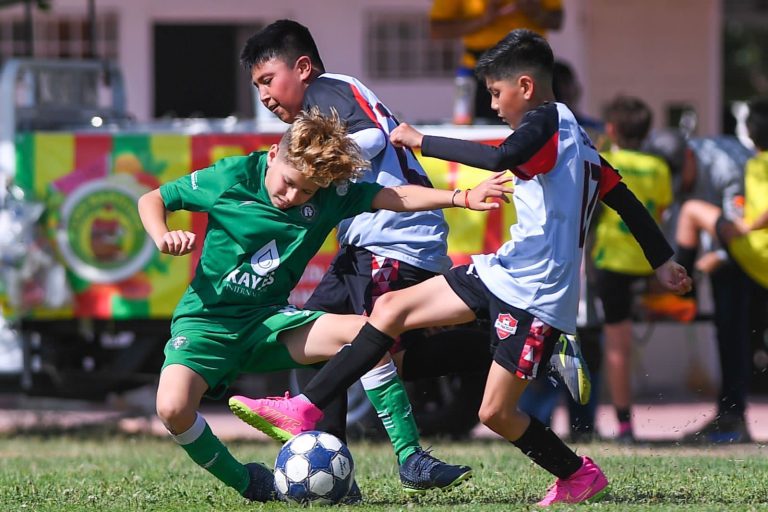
[273,430,355,505]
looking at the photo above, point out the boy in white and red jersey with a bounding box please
[237,29,691,506]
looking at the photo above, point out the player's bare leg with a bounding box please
[156,364,207,434]
[603,320,634,441]
[677,199,724,247]
[478,361,531,440]
[368,275,477,334]
[157,364,274,501]
[229,314,372,442]
[230,278,474,443]
[480,361,608,506]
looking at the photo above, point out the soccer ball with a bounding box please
[273,431,355,505]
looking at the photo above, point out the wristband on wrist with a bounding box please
[451,189,462,207]
[464,188,471,208]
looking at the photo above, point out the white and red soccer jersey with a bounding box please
[422,102,621,333]
[303,73,452,273]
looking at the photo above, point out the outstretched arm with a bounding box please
[138,189,196,256]
[602,181,691,294]
[371,171,513,212]
[391,104,559,177]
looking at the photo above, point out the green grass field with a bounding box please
[2,435,767,511]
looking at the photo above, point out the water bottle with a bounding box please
[452,67,476,125]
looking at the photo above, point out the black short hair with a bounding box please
[552,59,576,103]
[604,95,653,150]
[240,19,325,73]
[475,29,554,83]
[746,97,768,150]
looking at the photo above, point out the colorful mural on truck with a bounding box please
[14,132,513,320]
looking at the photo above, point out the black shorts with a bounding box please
[304,245,437,351]
[443,264,560,380]
[594,268,648,324]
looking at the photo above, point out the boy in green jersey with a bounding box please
[138,107,511,501]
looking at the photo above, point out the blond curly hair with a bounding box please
[279,107,369,187]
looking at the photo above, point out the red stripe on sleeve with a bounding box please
[598,160,622,199]
[516,131,558,179]
[349,84,382,129]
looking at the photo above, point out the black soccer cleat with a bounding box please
[399,448,472,494]
[241,462,277,502]
[340,478,363,504]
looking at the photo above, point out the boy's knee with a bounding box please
[370,292,408,332]
[479,402,528,433]
[156,394,195,432]
[478,402,504,427]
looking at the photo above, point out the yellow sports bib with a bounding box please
[592,149,672,275]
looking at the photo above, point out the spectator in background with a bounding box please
[672,99,768,443]
[643,128,698,225]
[552,60,604,140]
[429,0,563,123]
[593,96,673,443]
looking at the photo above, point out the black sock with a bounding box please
[295,367,349,443]
[616,408,631,424]
[676,245,698,298]
[676,245,697,276]
[512,416,583,479]
[303,323,394,409]
[314,395,349,442]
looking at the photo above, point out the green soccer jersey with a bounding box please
[159,151,382,326]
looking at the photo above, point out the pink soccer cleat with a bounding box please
[536,456,609,507]
[229,392,324,443]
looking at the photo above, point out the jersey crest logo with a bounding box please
[170,336,188,350]
[250,239,280,276]
[494,313,518,340]
[335,181,349,196]
[300,204,316,219]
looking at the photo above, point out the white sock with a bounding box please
[171,412,206,445]
[360,360,398,391]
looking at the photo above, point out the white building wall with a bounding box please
[6,0,720,134]
[581,0,721,136]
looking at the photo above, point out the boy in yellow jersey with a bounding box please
[675,98,768,440]
[591,96,673,443]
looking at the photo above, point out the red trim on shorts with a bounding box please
[514,319,550,379]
